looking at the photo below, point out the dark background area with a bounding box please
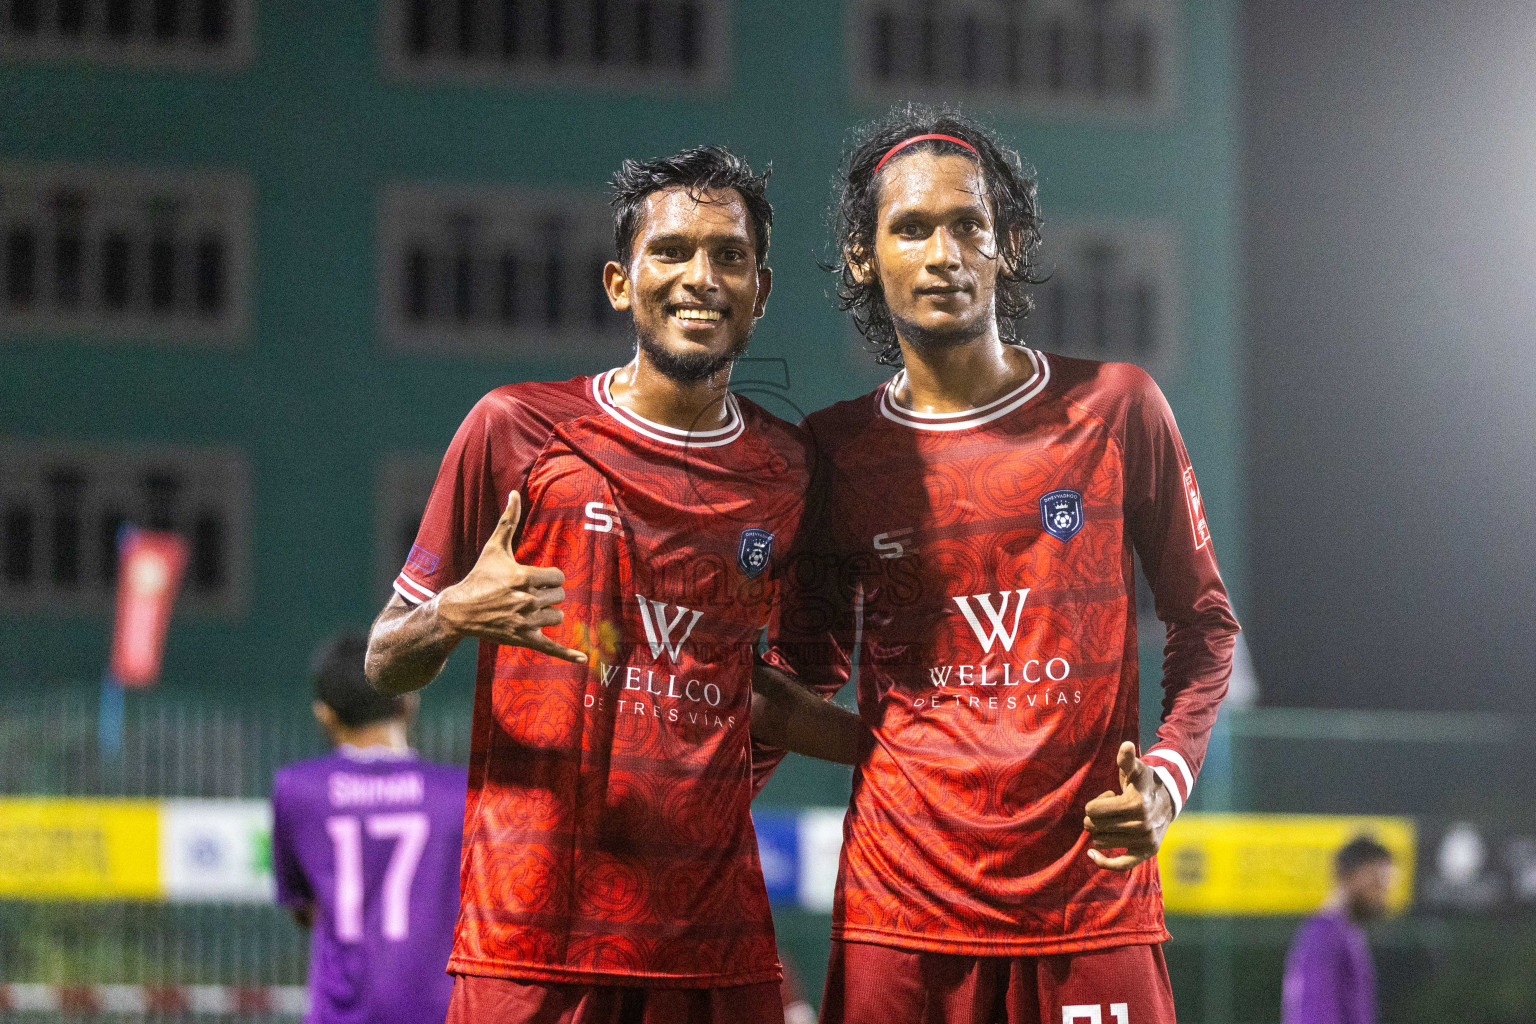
[1244,0,1536,713]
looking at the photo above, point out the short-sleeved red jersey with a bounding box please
[762,350,1239,957]
[396,371,810,988]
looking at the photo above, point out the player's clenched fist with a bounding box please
[1083,741,1176,872]
[436,492,587,665]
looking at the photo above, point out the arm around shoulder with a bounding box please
[750,659,870,766]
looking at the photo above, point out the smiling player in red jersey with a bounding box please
[366,147,864,1024]
[754,108,1242,1023]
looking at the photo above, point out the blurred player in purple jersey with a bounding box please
[272,632,468,1024]
[1282,837,1395,1024]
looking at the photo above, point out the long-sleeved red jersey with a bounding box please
[761,350,1240,956]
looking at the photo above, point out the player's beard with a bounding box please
[633,315,753,384]
[1347,889,1388,923]
[890,304,994,352]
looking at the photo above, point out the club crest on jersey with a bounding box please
[737,528,774,577]
[1040,489,1084,542]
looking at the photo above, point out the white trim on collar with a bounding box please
[592,368,745,447]
[338,744,417,762]
[878,350,1051,432]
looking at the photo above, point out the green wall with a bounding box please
[1,0,1243,761]
[2,0,1244,709]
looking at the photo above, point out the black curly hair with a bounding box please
[830,105,1044,367]
[1336,836,1393,878]
[313,632,407,728]
[610,145,772,268]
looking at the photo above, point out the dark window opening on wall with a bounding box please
[392,0,721,84]
[98,510,126,583]
[191,513,223,590]
[0,167,248,342]
[381,186,631,359]
[7,226,36,307]
[1017,225,1175,372]
[853,0,1169,110]
[396,230,624,335]
[376,457,439,600]
[195,236,225,313]
[0,0,242,53]
[48,470,84,588]
[10,0,41,34]
[0,448,247,613]
[58,0,87,33]
[4,507,35,584]
[54,194,86,309]
[102,231,133,309]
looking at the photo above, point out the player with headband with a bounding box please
[753,106,1240,1022]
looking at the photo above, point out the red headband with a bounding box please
[873,133,979,175]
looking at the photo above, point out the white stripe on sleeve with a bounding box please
[1151,764,1185,817]
[1145,747,1195,795]
[393,575,435,605]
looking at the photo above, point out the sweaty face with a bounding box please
[607,187,769,384]
[866,151,999,350]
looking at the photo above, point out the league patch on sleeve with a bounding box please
[1039,489,1084,542]
[406,543,441,574]
[1182,466,1211,551]
[737,528,774,578]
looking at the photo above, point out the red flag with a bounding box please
[108,528,190,688]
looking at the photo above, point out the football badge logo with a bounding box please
[737,528,774,577]
[1040,489,1084,542]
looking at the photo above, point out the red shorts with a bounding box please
[820,940,1176,1024]
[445,972,785,1024]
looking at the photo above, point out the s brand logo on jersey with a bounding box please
[737,528,774,577]
[1040,489,1084,542]
[583,501,623,535]
[952,589,1032,653]
[873,528,916,559]
[634,595,703,661]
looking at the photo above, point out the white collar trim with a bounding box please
[878,350,1051,432]
[338,744,417,762]
[592,368,745,447]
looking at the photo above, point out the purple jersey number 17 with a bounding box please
[325,811,430,941]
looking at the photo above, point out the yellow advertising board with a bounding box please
[0,798,161,899]
[1159,813,1415,916]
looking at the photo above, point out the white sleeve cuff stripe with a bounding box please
[394,574,434,600]
[393,576,434,605]
[1152,764,1185,817]
[1145,747,1195,794]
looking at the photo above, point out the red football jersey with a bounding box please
[396,371,809,987]
[762,350,1239,956]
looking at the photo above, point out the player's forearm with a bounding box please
[365,593,465,696]
[1156,617,1238,747]
[1144,612,1239,814]
[750,662,869,766]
